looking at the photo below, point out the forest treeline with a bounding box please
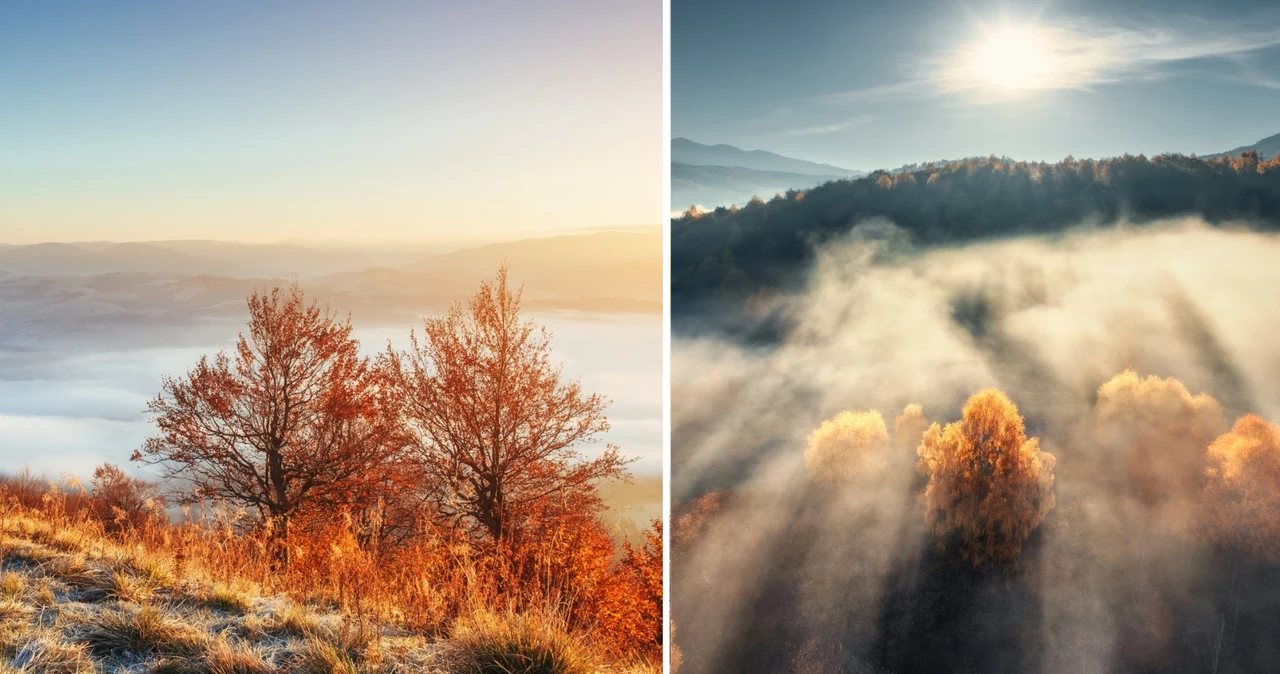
[672,151,1280,322]
[672,371,1280,673]
[0,267,662,668]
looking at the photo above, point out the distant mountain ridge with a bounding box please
[672,139,865,210]
[0,242,250,277]
[672,163,848,211]
[1207,132,1280,161]
[0,229,662,348]
[673,138,861,176]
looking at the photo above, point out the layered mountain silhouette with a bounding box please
[672,138,865,210]
[0,228,661,349]
[673,138,861,176]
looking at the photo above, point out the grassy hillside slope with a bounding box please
[0,506,649,674]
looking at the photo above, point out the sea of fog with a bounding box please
[0,313,661,484]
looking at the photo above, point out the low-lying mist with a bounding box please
[672,218,1280,674]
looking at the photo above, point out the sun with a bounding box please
[969,23,1055,92]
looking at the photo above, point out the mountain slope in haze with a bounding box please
[0,229,662,349]
[673,162,848,211]
[672,139,865,209]
[0,242,248,277]
[396,228,662,305]
[673,138,862,176]
[147,240,430,278]
[1207,131,1280,160]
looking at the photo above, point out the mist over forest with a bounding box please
[673,152,1280,336]
[671,152,1280,673]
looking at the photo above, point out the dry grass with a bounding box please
[293,636,362,674]
[0,573,25,600]
[207,584,254,615]
[10,631,95,673]
[0,478,660,670]
[197,638,276,674]
[79,604,208,658]
[0,505,658,673]
[446,606,597,674]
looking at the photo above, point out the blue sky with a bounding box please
[0,1,661,243]
[674,0,1280,171]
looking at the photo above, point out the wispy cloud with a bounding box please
[787,114,876,137]
[824,14,1280,105]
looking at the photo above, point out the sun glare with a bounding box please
[969,23,1055,92]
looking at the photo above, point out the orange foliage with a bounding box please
[674,491,725,549]
[0,484,647,654]
[135,283,406,552]
[1202,415,1280,562]
[388,265,629,547]
[103,268,658,663]
[1093,370,1225,508]
[89,463,165,532]
[804,411,890,484]
[919,389,1056,567]
[589,521,663,660]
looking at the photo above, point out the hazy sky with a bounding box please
[674,0,1280,171]
[0,1,660,244]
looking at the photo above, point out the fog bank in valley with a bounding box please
[672,218,1280,674]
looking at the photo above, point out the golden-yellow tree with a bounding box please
[919,389,1056,567]
[803,410,890,484]
[1092,370,1225,509]
[1202,415,1280,561]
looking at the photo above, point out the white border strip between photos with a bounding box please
[661,0,673,669]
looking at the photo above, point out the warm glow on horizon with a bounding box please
[0,2,660,245]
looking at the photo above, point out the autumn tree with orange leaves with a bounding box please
[588,521,664,659]
[389,266,631,547]
[804,410,890,484]
[1202,415,1280,562]
[90,463,164,532]
[1092,370,1225,515]
[919,389,1056,567]
[135,284,406,556]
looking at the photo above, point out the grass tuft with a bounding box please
[269,602,325,638]
[447,607,596,674]
[207,584,254,615]
[80,604,207,658]
[42,554,108,596]
[292,636,362,674]
[12,631,95,674]
[0,571,26,599]
[200,637,275,674]
[0,598,34,624]
[106,570,156,603]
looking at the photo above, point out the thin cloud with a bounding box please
[787,114,876,137]
[823,14,1280,105]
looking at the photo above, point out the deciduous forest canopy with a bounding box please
[673,151,1280,328]
[671,148,1280,673]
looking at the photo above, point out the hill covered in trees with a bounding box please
[1205,132,1280,161]
[672,151,1280,330]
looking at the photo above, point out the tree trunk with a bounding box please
[266,444,291,568]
